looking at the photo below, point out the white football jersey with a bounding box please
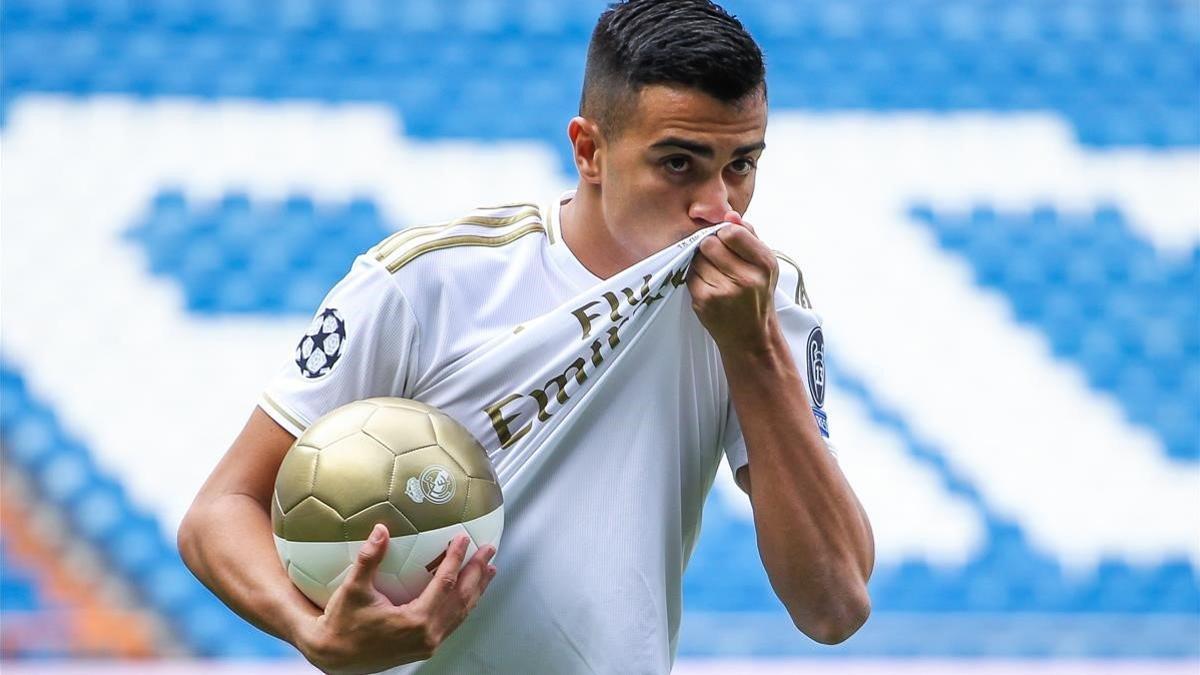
[260,192,831,674]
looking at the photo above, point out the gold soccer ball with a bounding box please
[271,397,504,608]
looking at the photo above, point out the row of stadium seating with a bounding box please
[5,350,1198,659]
[0,541,44,613]
[684,363,1200,655]
[4,0,1197,150]
[126,191,391,314]
[4,0,1196,43]
[914,205,1199,460]
[124,191,1200,463]
[1,364,292,658]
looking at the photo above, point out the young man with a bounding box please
[178,1,873,672]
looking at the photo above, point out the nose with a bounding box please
[688,178,732,227]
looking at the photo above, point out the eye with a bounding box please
[729,158,757,175]
[663,156,691,174]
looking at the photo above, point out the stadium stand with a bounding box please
[1,0,1197,663]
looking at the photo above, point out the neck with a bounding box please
[559,185,635,280]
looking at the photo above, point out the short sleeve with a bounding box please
[721,261,836,481]
[259,255,421,437]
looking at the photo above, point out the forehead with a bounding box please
[622,84,767,147]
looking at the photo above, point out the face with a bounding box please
[590,84,767,261]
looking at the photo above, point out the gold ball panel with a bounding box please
[310,433,398,518]
[273,397,503,544]
[275,443,319,513]
[360,405,439,453]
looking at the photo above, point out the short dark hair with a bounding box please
[580,0,766,137]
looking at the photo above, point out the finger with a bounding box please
[723,210,744,226]
[714,225,770,266]
[480,565,498,594]
[687,251,722,289]
[701,235,763,286]
[342,523,390,593]
[413,535,470,608]
[454,546,497,611]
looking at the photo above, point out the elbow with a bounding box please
[791,583,871,645]
[176,505,202,574]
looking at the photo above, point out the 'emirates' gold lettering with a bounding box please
[485,263,690,448]
[571,301,603,340]
[483,393,531,449]
[529,358,588,422]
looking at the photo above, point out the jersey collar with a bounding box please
[543,190,604,291]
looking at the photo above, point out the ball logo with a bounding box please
[806,326,825,409]
[405,465,456,505]
[295,308,346,379]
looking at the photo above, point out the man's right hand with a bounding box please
[297,524,498,675]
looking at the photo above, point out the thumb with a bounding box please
[343,523,389,591]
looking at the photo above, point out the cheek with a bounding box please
[729,174,756,213]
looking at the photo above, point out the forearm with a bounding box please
[178,492,318,645]
[723,317,873,641]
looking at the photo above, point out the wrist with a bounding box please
[718,313,786,367]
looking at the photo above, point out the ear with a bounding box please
[567,116,604,185]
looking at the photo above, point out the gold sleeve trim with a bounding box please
[260,392,308,435]
[773,251,812,309]
[383,222,546,273]
[370,205,541,262]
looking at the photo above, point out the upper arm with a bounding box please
[258,255,421,436]
[190,406,297,511]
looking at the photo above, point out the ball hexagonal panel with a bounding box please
[298,399,378,448]
[275,443,319,513]
[282,495,345,542]
[463,477,503,521]
[361,405,439,454]
[429,413,497,481]
[310,433,398,518]
[389,445,471,532]
[343,501,418,540]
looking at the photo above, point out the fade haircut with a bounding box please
[580,0,766,137]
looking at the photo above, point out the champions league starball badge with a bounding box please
[295,308,347,379]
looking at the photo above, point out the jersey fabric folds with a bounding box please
[259,193,831,674]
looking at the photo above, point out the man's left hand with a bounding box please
[687,210,780,352]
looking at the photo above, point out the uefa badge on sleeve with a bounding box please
[295,308,347,379]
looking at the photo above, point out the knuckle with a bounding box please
[765,255,779,276]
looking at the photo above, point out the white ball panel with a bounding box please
[399,524,472,595]
[462,505,504,552]
[377,532,420,576]
[325,564,352,592]
[273,535,289,564]
[375,571,416,606]
[284,538,355,583]
[288,562,334,608]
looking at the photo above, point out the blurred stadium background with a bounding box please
[1,0,1197,673]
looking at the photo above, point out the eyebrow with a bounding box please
[649,137,766,158]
